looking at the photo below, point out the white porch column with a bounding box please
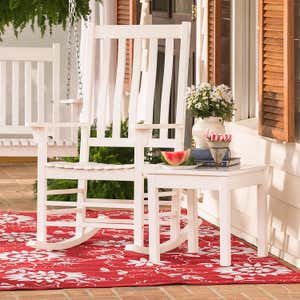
[138,0,152,121]
[99,0,116,124]
[140,0,152,25]
[80,0,116,124]
[196,0,208,85]
[100,0,116,25]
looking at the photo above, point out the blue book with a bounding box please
[190,148,231,161]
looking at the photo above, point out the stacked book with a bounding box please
[190,149,241,167]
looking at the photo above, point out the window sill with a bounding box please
[228,118,300,145]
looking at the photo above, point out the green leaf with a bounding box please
[0,0,102,40]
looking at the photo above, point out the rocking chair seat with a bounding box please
[46,161,134,171]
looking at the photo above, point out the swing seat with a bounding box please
[0,138,77,157]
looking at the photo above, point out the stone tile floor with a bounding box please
[0,162,299,300]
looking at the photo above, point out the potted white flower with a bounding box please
[186,83,235,149]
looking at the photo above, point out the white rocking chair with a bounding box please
[0,44,80,157]
[28,22,191,251]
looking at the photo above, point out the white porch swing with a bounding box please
[0,2,83,157]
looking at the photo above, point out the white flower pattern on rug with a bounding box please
[0,250,65,263]
[216,262,292,281]
[0,230,35,243]
[4,269,87,284]
[0,213,33,225]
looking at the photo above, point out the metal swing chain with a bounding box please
[66,0,83,100]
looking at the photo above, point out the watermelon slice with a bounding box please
[161,149,191,166]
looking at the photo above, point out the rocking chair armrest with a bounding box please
[136,123,184,130]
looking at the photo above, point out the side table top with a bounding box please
[144,164,266,177]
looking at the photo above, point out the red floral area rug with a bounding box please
[0,210,299,290]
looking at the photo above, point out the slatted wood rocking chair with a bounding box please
[28,22,191,252]
[0,44,80,157]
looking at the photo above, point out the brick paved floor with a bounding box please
[0,162,299,300]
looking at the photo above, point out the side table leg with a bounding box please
[257,184,268,257]
[219,188,231,266]
[148,178,160,264]
[187,190,199,253]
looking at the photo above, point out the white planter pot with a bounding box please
[192,117,225,149]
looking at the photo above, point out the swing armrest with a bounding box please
[136,124,184,130]
[60,99,83,105]
[31,122,89,129]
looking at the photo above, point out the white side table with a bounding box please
[146,164,268,266]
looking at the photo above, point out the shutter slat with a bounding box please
[258,0,294,142]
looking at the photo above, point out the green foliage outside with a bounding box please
[0,0,101,39]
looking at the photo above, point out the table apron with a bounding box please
[148,171,265,191]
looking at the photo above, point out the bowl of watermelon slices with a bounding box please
[161,149,197,169]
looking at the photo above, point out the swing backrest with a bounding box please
[0,44,61,136]
[83,23,191,150]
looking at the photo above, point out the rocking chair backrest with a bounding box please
[83,23,191,150]
[0,44,60,136]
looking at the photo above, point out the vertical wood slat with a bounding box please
[160,38,174,139]
[207,0,222,85]
[37,62,45,123]
[52,44,60,139]
[128,38,142,138]
[24,62,32,125]
[112,38,126,139]
[12,62,20,125]
[176,22,191,150]
[0,62,7,126]
[97,38,111,139]
[258,0,294,142]
[144,38,158,124]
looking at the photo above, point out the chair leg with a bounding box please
[134,177,144,247]
[148,178,160,263]
[75,179,87,238]
[36,177,47,242]
[170,189,181,240]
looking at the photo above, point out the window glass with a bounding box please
[174,0,192,13]
[152,0,169,12]
[221,0,231,86]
